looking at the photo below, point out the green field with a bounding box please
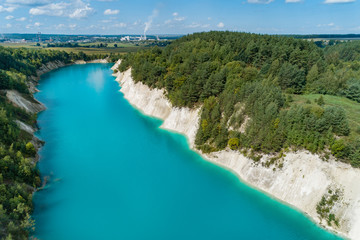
[0,42,149,55]
[292,94,360,141]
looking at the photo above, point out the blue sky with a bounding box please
[0,0,359,35]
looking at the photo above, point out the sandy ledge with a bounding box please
[113,62,360,240]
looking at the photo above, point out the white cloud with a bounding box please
[217,22,224,28]
[29,2,68,16]
[5,15,14,19]
[0,5,16,12]
[317,22,335,27]
[114,22,126,28]
[207,17,212,20]
[133,20,141,25]
[6,23,12,28]
[26,21,41,29]
[104,9,119,15]
[16,17,26,21]
[324,0,355,3]
[170,12,185,21]
[186,22,210,28]
[29,0,93,19]
[55,23,65,29]
[69,24,76,29]
[286,0,302,2]
[5,0,50,6]
[174,16,185,21]
[247,0,274,3]
[69,4,92,18]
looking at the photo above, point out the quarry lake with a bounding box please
[32,63,341,240]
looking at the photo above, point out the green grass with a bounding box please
[0,42,149,55]
[292,94,360,141]
[0,42,41,48]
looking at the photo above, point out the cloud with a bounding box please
[317,22,335,27]
[324,0,355,3]
[169,12,185,22]
[104,9,119,15]
[286,0,302,2]
[217,22,224,28]
[174,16,185,21]
[0,5,16,12]
[247,0,274,3]
[5,0,51,6]
[5,15,14,19]
[6,23,12,28]
[69,24,76,29]
[55,23,65,29]
[114,22,126,28]
[29,0,93,19]
[16,17,26,21]
[186,22,210,28]
[133,20,141,25]
[26,21,41,29]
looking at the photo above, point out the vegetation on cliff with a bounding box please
[119,31,360,168]
[0,47,97,239]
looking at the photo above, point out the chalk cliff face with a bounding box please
[35,60,66,78]
[114,65,360,240]
[6,90,46,114]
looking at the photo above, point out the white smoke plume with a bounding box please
[144,9,159,37]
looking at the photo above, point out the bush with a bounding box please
[228,138,240,150]
[25,142,36,157]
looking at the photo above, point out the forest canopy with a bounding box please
[119,31,360,168]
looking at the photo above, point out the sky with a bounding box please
[0,0,360,35]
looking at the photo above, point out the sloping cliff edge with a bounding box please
[6,59,110,152]
[113,60,360,240]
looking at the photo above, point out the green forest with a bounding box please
[0,47,104,239]
[119,31,360,168]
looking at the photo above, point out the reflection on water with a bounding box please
[87,67,105,92]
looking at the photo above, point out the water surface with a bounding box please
[33,63,341,240]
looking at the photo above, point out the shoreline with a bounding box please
[113,63,360,240]
[7,59,112,173]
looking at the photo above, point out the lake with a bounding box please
[33,63,341,240]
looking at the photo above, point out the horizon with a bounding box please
[1,0,360,35]
[3,32,360,37]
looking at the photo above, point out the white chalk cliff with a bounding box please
[113,63,360,240]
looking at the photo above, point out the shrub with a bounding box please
[228,138,240,150]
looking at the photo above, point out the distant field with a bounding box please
[292,94,360,141]
[0,42,149,55]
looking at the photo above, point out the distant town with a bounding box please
[0,33,183,44]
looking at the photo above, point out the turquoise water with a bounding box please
[33,63,341,240]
